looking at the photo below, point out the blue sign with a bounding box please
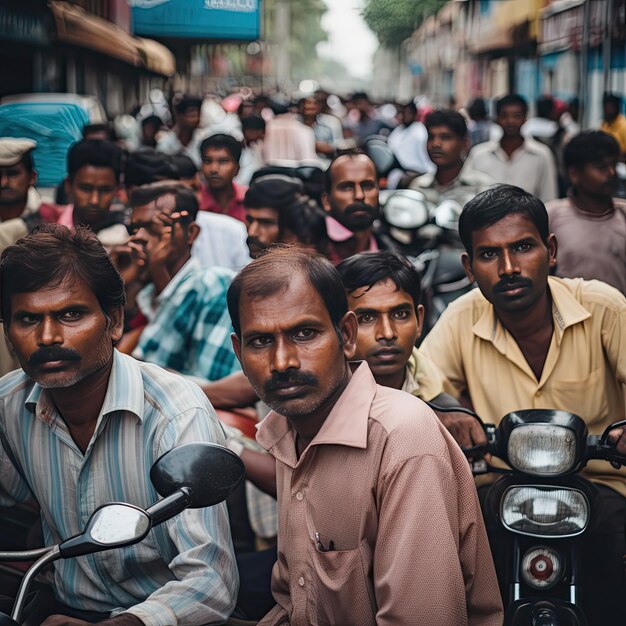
[131,0,260,40]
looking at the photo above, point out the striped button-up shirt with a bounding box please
[134,258,241,381]
[0,351,238,626]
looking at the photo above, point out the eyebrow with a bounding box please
[12,304,92,316]
[475,236,538,252]
[353,303,413,315]
[242,318,326,340]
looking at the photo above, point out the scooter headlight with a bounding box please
[521,547,562,589]
[507,424,578,476]
[501,486,589,537]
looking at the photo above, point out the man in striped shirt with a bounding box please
[0,224,238,625]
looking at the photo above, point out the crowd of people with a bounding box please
[0,85,624,626]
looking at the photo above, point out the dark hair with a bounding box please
[336,250,421,309]
[324,148,370,193]
[468,98,488,121]
[352,92,370,102]
[67,140,123,183]
[603,92,621,109]
[281,197,327,249]
[227,246,348,338]
[244,174,302,211]
[19,151,34,175]
[141,114,162,129]
[174,95,202,114]
[424,109,468,139]
[241,114,266,132]
[496,94,529,117]
[402,101,418,115]
[458,184,549,260]
[0,224,125,324]
[124,148,178,187]
[128,182,199,223]
[170,154,198,179]
[199,133,243,164]
[536,96,555,120]
[563,131,620,170]
[82,123,114,140]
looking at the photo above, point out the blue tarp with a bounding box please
[132,0,260,41]
[0,102,88,187]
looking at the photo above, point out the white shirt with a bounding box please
[388,121,435,175]
[465,137,558,202]
[191,211,251,271]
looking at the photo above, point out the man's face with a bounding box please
[402,106,416,126]
[66,166,118,229]
[322,155,380,232]
[603,101,619,122]
[569,156,618,198]
[178,107,200,130]
[243,127,264,145]
[0,161,35,209]
[462,213,557,316]
[301,97,320,118]
[232,272,357,420]
[5,275,122,389]
[201,148,239,191]
[348,279,422,385]
[354,97,370,115]
[427,125,466,169]
[497,104,526,138]
[245,207,280,258]
[129,193,196,276]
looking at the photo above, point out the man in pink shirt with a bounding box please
[227,246,503,626]
[198,133,247,223]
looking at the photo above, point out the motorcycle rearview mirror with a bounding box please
[363,136,396,177]
[150,442,245,508]
[383,190,430,230]
[59,503,151,559]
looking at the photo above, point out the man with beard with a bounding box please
[547,131,626,294]
[0,224,238,625]
[226,246,502,626]
[419,185,626,624]
[0,138,39,223]
[465,95,558,202]
[321,149,389,264]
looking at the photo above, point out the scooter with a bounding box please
[0,442,245,626]
[463,409,626,625]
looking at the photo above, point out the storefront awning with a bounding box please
[48,1,175,76]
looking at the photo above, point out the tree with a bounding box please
[362,0,447,49]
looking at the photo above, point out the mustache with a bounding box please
[344,201,378,216]
[28,347,81,367]
[494,276,532,293]
[264,370,318,395]
[246,236,266,250]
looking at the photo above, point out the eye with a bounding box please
[481,250,497,259]
[515,242,532,253]
[293,328,318,341]
[357,314,375,324]
[60,311,82,321]
[15,314,38,325]
[249,336,272,348]
[392,310,410,320]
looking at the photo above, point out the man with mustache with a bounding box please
[0,224,238,625]
[227,246,502,625]
[419,184,626,624]
[321,149,391,264]
[409,109,492,203]
[199,133,247,223]
[546,131,626,294]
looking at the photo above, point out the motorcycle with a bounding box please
[0,442,245,626]
[462,408,626,625]
[378,188,473,338]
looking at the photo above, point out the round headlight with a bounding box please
[383,191,430,229]
[507,424,578,476]
[521,547,562,589]
[501,486,590,537]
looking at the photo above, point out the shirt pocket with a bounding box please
[548,367,608,427]
[306,539,376,626]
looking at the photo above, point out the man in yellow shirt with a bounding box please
[600,92,626,157]
[419,184,625,625]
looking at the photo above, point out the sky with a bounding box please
[317,0,378,80]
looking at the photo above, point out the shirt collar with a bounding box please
[402,348,420,395]
[256,361,376,468]
[25,350,145,423]
[325,215,379,251]
[472,277,592,352]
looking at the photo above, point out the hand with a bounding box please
[41,616,91,626]
[109,243,145,285]
[607,426,626,456]
[150,210,189,269]
[434,410,489,460]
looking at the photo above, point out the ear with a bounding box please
[547,233,558,269]
[108,306,125,344]
[567,166,580,187]
[231,332,244,371]
[321,192,332,214]
[339,310,358,360]
[415,304,425,341]
[29,170,37,188]
[186,221,200,246]
[461,252,475,283]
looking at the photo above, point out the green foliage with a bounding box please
[362,0,447,48]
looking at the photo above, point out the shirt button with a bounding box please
[295,491,304,501]
[536,390,542,397]
[298,576,305,587]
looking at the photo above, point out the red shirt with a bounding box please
[199,181,247,223]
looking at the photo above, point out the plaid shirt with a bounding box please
[134,258,241,381]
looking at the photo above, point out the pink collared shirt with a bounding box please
[199,181,248,223]
[324,215,378,264]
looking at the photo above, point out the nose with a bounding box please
[0,172,9,188]
[375,315,396,342]
[270,337,300,373]
[498,250,520,277]
[248,220,260,238]
[38,317,63,347]
[354,183,365,201]
[89,188,99,205]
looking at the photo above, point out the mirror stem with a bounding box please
[146,487,193,526]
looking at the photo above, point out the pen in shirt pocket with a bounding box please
[315,531,335,552]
